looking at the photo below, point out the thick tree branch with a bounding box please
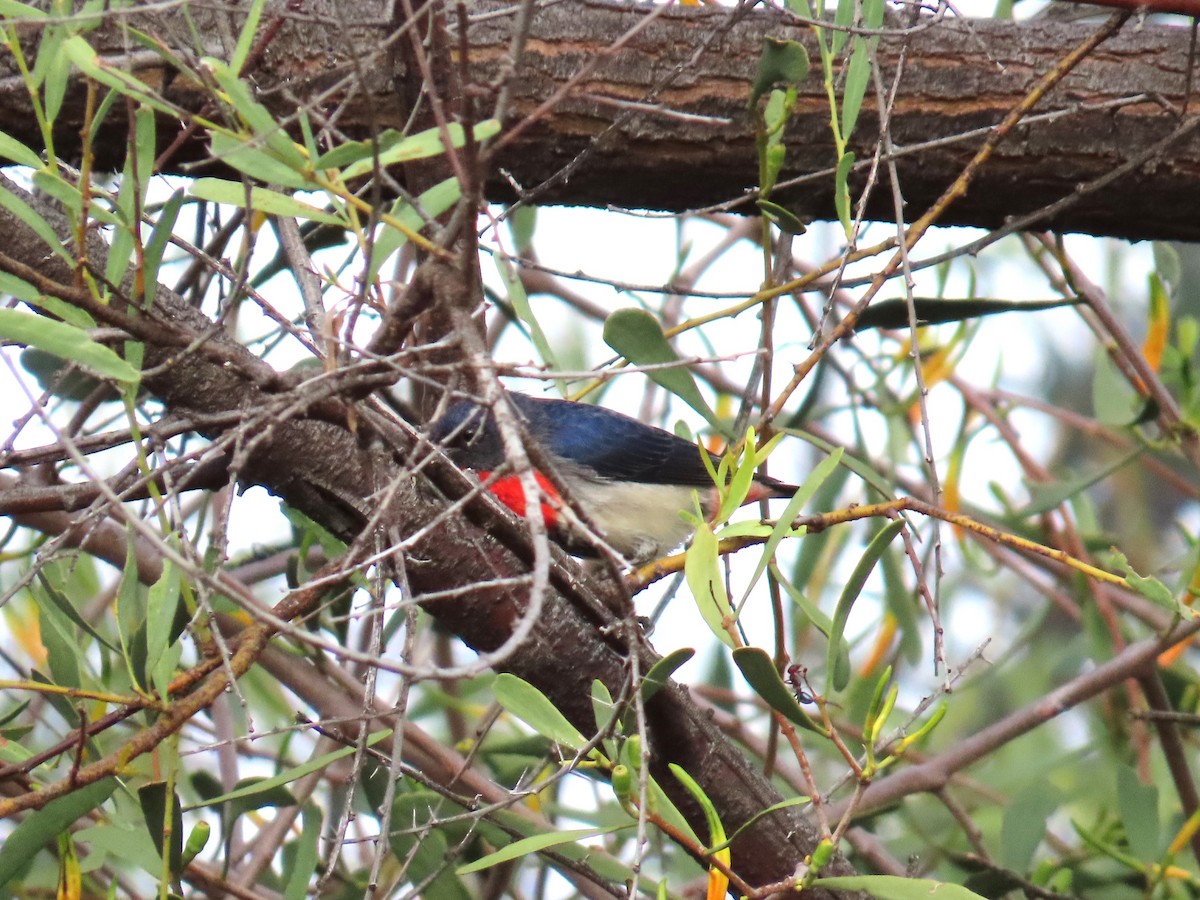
[2,1,1196,240]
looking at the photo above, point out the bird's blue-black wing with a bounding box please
[511,394,718,486]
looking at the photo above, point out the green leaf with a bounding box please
[283,805,322,900]
[1108,551,1180,612]
[856,296,1080,331]
[38,27,70,122]
[1017,447,1143,517]
[0,309,140,383]
[35,571,116,652]
[832,0,856,53]
[1001,781,1060,870]
[497,252,559,376]
[25,292,95,329]
[73,820,161,874]
[138,781,183,876]
[713,431,766,522]
[190,178,343,224]
[620,740,700,844]
[1116,764,1161,862]
[641,647,695,702]
[143,189,186,304]
[340,120,501,180]
[1092,347,1143,426]
[739,447,842,603]
[0,133,42,168]
[590,679,618,756]
[208,132,312,190]
[827,519,905,692]
[0,0,47,19]
[756,198,807,234]
[1153,241,1181,288]
[37,586,83,688]
[205,59,303,166]
[62,36,179,117]
[775,568,839,646]
[0,778,117,888]
[749,38,810,108]
[669,764,726,849]
[493,673,588,751]
[840,37,871,140]
[603,307,718,430]
[32,170,120,227]
[684,519,737,648]
[508,205,537,252]
[382,792,472,900]
[186,731,389,810]
[229,0,268,75]
[457,823,632,875]
[0,180,72,263]
[145,560,181,693]
[834,151,856,237]
[709,795,812,853]
[732,647,823,733]
[366,177,461,282]
[811,875,989,898]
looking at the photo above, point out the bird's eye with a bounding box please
[435,407,486,451]
[451,422,480,447]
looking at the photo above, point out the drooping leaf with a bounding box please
[365,177,461,282]
[684,518,737,648]
[641,647,695,702]
[1116,764,1161,862]
[1017,446,1143,518]
[493,673,587,751]
[827,519,905,692]
[840,37,871,140]
[739,446,842,602]
[229,0,268,75]
[0,133,42,168]
[208,132,311,190]
[811,875,989,898]
[1000,781,1061,870]
[283,804,322,900]
[0,779,117,888]
[339,120,501,180]
[190,179,343,225]
[138,781,183,876]
[669,764,729,900]
[186,731,389,810]
[749,38,810,108]
[0,180,72,263]
[856,296,1080,332]
[732,647,823,733]
[62,36,179,117]
[497,252,560,377]
[35,571,116,652]
[603,308,719,430]
[834,151,856,237]
[0,309,139,383]
[756,198,807,234]
[457,823,632,875]
[1092,347,1145,426]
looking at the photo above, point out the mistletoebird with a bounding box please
[430,393,799,563]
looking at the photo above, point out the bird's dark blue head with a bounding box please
[430,393,720,486]
[429,397,505,471]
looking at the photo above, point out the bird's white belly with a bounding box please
[567,478,703,562]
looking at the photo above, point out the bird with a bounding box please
[429,392,798,563]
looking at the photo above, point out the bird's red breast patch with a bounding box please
[478,470,561,528]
